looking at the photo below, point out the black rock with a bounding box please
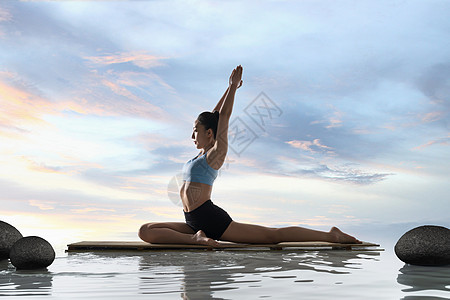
[0,221,23,260]
[9,236,55,270]
[395,225,450,266]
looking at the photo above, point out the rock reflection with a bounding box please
[397,264,450,293]
[0,259,53,296]
[138,249,380,299]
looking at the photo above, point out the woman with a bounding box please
[139,65,361,247]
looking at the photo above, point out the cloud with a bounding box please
[310,106,344,129]
[65,61,175,121]
[413,134,450,151]
[29,200,55,211]
[287,139,333,154]
[0,176,174,225]
[0,63,173,140]
[231,135,393,184]
[0,78,55,130]
[84,52,168,69]
[284,163,392,185]
[419,111,446,123]
[21,156,66,174]
[0,4,175,122]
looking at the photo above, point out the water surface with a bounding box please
[1,238,449,299]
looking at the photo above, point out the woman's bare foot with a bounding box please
[192,230,221,247]
[329,227,362,244]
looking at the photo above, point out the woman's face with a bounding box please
[192,120,212,149]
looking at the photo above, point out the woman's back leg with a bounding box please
[220,221,360,244]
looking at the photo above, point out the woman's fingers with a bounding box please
[229,65,243,87]
[237,65,243,76]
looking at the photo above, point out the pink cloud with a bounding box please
[0,73,167,124]
[28,200,55,210]
[325,111,344,129]
[84,52,168,69]
[413,134,450,150]
[287,139,333,153]
[420,111,446,123]
[0,79,56,134]
[310,105,344,129]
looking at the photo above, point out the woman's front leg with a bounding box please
[138,222,220,247]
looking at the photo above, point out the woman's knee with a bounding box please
[138,222,159,243]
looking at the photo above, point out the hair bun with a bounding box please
[213,110,220,119]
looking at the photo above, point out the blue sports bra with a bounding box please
[182,152,218,186]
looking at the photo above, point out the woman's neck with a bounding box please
[201,141,215,155]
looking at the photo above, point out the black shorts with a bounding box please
[184,200,233,240]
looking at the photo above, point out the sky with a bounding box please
[1,0,449,248]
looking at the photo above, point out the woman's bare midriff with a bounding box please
[180,181,213,212]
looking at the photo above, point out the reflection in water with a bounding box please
[401,297,450,300]
[0,249,387,299]
[138,249,380,299]
[397,264,450,294]
[0,259,53,296]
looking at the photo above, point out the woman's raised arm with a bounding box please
[207,65,243,170]
[218,65,243,117]
[213,87,229,113]
[213,70,243,113]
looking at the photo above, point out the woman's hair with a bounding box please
[197,111,220,139]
